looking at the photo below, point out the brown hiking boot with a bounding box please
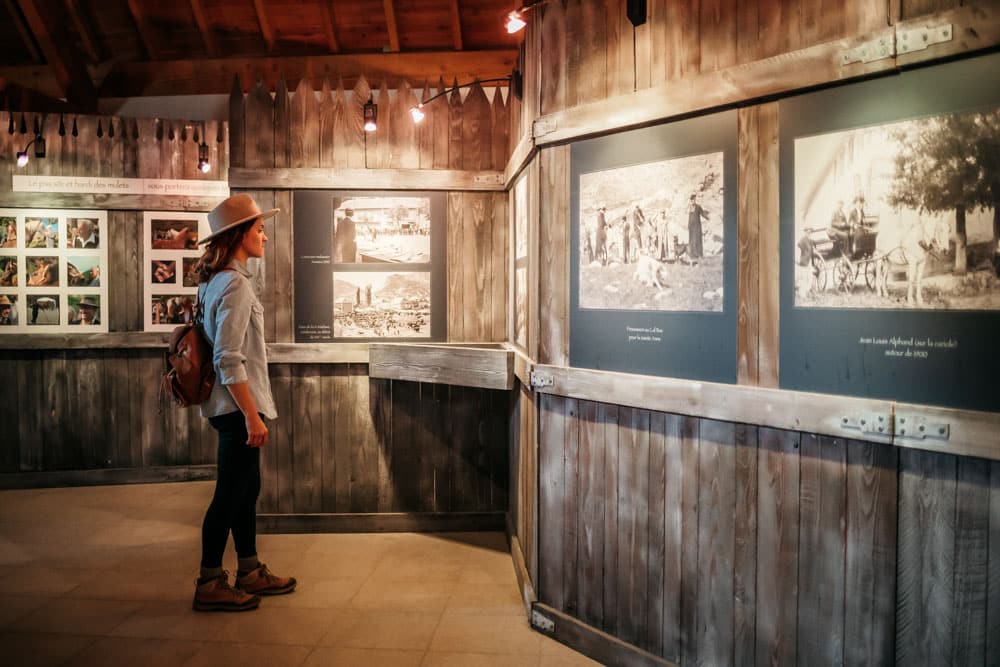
[236,563,297,596]
[193,571,261,612]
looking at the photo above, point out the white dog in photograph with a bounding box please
[633,253,667,289]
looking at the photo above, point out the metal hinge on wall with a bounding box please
[532,118,556,139]
[529,370,553,390]
[895,414,950,442]
[841,33,895,65]
[840,22,953,66]
[839,412,893,437]
[531,609,555,633]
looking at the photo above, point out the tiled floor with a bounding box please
[0,481,600,666]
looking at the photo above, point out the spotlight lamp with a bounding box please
[363,97,378,132]
[504,1,550,34]
[197,141,211,173]
[15,135,45,168]
[406,77,512,125]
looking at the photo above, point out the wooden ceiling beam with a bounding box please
[14,0,96,108]
[74,49,517,97]
[253,0,275,53]
[189,0,218,57]
[449,0,463,51]
[64,0,103,63]
[5,0,42,63]
[319,1,339,53]
[383,0,399,52]
[125,0,161,60]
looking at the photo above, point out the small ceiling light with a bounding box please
[197,142,210,173]
[409,104,426,124]
[505,9,527,33]
[363,97,378,132]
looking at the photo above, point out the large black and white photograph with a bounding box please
[293,190,446,342]
[332,196,431,263]
[794,106,1000,310]
[333,271,431,338]
[579,152,724,312]
[779,53,1000,412]
[144,211,210,332]
[570,111,738,383]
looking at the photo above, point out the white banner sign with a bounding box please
[12,175,230,198]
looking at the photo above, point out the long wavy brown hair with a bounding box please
[192,218,256,284]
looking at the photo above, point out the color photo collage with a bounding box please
[0,208,108,332]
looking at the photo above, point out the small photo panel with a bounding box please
[27,294,59,325]
[0,217,16,248]
[25,217,59,248]
[67,256,101,287]
[151,259,178,284]
[25,256,59,287]
[68,294,102,326]
[0,256,17,287]
[0,294,18,325]
[150,293,196,325]
[182,257,200,287]
[150,218,199,250]
[66,217,100,249]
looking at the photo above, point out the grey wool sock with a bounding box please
[238,556,260,575]
[199,566,224,582]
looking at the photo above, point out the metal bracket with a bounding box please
[895,414,950,441]
[529,370,554,390]
[533,118,556,139]
[897,23,953,55]
[839,412,892,437]
[841,33,895,66]
[531,609,555,633]
[473,173,503,185]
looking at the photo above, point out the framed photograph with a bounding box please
[512,172,529,349]
[143,212,210,332]
[0,208,108,333]
[293,190,446,342]
[570,111,738,382]
[780,52,1000,411]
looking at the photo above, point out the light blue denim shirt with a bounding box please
[198,260,277,420]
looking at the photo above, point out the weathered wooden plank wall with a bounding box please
[536,395,998,666]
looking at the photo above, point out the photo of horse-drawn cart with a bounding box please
[799,214,880,292]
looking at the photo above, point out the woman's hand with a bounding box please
[245,412,269,447]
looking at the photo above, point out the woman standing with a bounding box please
[191,194,296,612]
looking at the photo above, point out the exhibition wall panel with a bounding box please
[535,394,1000,666]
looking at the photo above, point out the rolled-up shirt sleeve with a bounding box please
[211,278,252,385]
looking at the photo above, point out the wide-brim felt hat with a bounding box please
[78,296,99,309]
[200,194,279,245]
[0,295,12,306]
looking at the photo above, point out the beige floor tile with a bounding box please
[69,636,204,667]
[443,582,526,616]
[4,566,98,595]
[319,610,442,650]
[9,597,144,636]
[369,555,465,583]
[430,614,542,656]
[67,567,195,601]
[304,647,425,667]
[421,651,541,666]
[352,578,457,613]
[538,639,605,665]
[110,601,240,641]
[215,605,335,646]
[0,594,50,627]
[183,640,313,667]
[261,577,367,609]
[290,549,381,581]
[0,630,98,666]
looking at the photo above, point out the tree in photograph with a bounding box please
[888,109,1000,275]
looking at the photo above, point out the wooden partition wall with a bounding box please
[504,1,1000,665]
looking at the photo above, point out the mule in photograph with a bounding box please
[150,219,199,250]
[26,256,59,287]
[67,256,101,286]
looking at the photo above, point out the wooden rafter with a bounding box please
[5,0,42,63]
[63,0,103,63]
[125,0,161,60]
[383,0,399,52]
[14,0,96,108]
[319,1,339,53]
[449,0,463,51]
[189,0,217,57]
[253,0,275,53]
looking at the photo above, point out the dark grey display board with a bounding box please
[293,190,446,343]
[779,52,1000,412]
[570,110,739,383]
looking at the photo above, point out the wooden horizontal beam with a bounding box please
[228,167,505,191]
[266,342,369,364]
[504,130,535,188]
[0,465,215,490]
[532,364,1000,462]
[0,331,169,349]
[369,343,514,390]
[94,50,518,97]
[0,193,225,211]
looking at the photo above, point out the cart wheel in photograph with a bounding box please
[834,257,855,291]
[811,253,827,292]
[864,258,878,290]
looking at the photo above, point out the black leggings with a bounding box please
[201,411,261,569]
